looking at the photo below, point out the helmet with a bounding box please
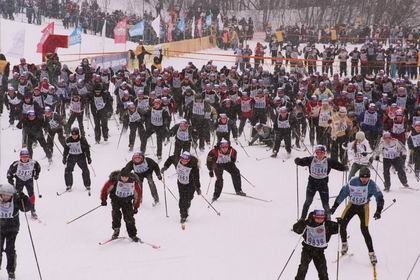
[0,184,16,195]
[359,167,371,178]
[71,127,80,135]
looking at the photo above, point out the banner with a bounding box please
[152,16,161,38]
[42,34,68,61]
[92,53,128,71]
[37,22,54,53]
[206,15,212,26]
[129,20,144,37]
[177,17,185,33]
[69,26,82,46]
[6,27,25,57]
[114,18,128,44]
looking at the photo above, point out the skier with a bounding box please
[100,168,142,242]
[0,183,32,280]
[168,119,193,157]
[7,148,40,218]
[90,84,113,144]
[62,127,92,192]
[407,121,420,178]
[213,113,238,143]
[330,167,384,264]
[374,131,409,191]
[295,145,347,220]
[347,131,373,180]
[66,89,86,137]
[42,106,66,154]
[124,152,162,206]
[161,151,201,224]
[206,139,246,202]
[272,106,296,158]
[124,101,145,151]
[293,209,338,280]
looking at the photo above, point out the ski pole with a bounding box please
[116,126,125,149]
[336,217,342,280]
[21,199,43,280]
[66,205,102,224]
[89,163,97,177]
[162,176,178,201]
[374,160,379,185]
[205,177,213,195]
[162,178,169,218]
[241,174,256,188]
[370,161,385,184]
[200,194,221,216]
[381,198,396,215]
[407,253,420,280]
[113,115,121,131]
[406,164,420,182]
[296,165,300,221]
[277,234,304,279]
[35,179,42,198]
[237,140,250,157]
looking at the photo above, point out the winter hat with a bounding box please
[339,107,347,114]
[0,184,16,195]
[20,148,30,157]
[355,131,365,141]
[383,131,391,139]
[313,209,325,218]
[119,168,131,177]
[180,151,191,160]
[132,152,144,161]
[359,167,371,178]
[71,127,80,135]
[415,121,420,127]
[219,138,229,147]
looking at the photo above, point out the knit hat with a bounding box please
[355,131,365,141]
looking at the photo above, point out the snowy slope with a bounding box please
[0,20,419,280]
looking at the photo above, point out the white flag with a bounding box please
[6,27,25,58]
[152,16,160,38]
[217,14,223,31]
[102,20,107,39]
[191,16,195,38]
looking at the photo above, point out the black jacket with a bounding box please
[0,193,32,233]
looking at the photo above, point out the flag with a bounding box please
[177,17,185,33]
[128,20,144,37]
[102,20,107,38]
[217,13,223,31]
[37,22,54,53]
[152,15,161,38]
[114,18,128,44]
[69,26,82,46]
[197,17,202,37]
[206,15,212,26]
[167,20,173,42]
[191,16,195,38]
[7,27,25,57]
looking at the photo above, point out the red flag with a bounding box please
[114,18,128,44]
[37,22,55,53]
[42,34,69,62]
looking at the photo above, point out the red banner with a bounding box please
[37,22,55,53]
[114,18,128,44]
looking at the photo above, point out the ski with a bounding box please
[372,263,377,280]
[332,253,354,263]
[401,186,419,191]
[256,156,271,161]
[99,237,126,245]
[222,192,272,203]
[139,239,161,249]
[57,189,71,196]
[181,223,186,230]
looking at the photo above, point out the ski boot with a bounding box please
[369,252,378,264]
[384,186,390,192]
[8,272,15,280]
[112,228,120,240]
[130,236,140,242]
[341,242,348,255]
[402,183,410,188]
[236,190,246,196]
[128,144,133,152]
[31,210,38,219]
[180,217,187,224]
[152,200,160,207]
[271,151,278,158]
[66,185,72,191]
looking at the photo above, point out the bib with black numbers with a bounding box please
[305,224,327,248]
[22,103,34,114]
[241,99,252,112]
[206,93,216,104]
[129,111,141,123]
[16,160,35,181]
[176,128,190,141]
[8,96,21,106]
[310,158,328,179]
[78,87,88,96]
[76,73,85,82]
[176,163,192,185]
[412,134,420,147]
[155,86,163,97]
[230,93,238,102]
[49,118,59,130]
[115,181,135,198]
[254,96,266,109]
[118,88,126,99]
[363,112,377,126]
[383,144,399,159]
[216,151,232,164]
[68,141,82,155]
[133,161,149,173]
[216,124,229,133]
[277,117,290,129]
[250,89,257,98]
[396,96,407,109]
[44,94,55,105]
[336,120,347,133]
[392,123,405,135]
[172,78,181,88]
[0,200,14,219]
[354,101,365,115]
[94,96,105,110]
[349,183,369,205]
[101,75,109,83]
[319,111,331,126]
[137,99,149,112]
[412,116,420,128]
[70,100,81,113]
[33,95,44,107]
[18,84,27,95]
[151,109,163,126]
[192,102,205,115]
[354,144,367,160]
[184,95,193,106]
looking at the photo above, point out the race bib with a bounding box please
[310,158,328,179]
[0,200,14,219]
[16,160,35,181]
[177,163,192,185]
[68,141,82,155]
[115,181,135,198]
[411,134,420,147]
[151,109,163,126]
[349,184,369,205]
[70,101,81,113]
[192,102,205,115]
[94,96,105,110]
[176,128,190,141]
[216,124,229,133]
[363,112,377,126]
[133,161,149,173]
[305,224,327,248]
[129,111,141,123]
[216,153,231,164]
[392,123,405,135]
[383,145,399,159]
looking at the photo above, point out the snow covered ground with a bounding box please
[0,18,419,280]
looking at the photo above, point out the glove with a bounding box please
[16,122,22,129]
[209,171,214,178]
[294,158,301,165]
[375,155,380,161]
[373,211,381,220]
[369,157,374,164]
[248,141,252,146]
[101,200,107,206]
[87,158,92,164]
[133,207,138,214]
[157,174,162,180]
[8,179,14,186]
[62,157,67,165]
[160,167,167,174]
[330,203,339,215]
[344,165,349,171]
[34,174,39,180]
[196,189,202,195]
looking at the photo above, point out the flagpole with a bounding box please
[79,40,81,60]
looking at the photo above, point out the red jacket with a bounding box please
[101,172,142,209]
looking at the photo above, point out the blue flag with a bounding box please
[178,17,185,32]
[129,20,144,37]
[206,15,212,27]
[69,26,82,46]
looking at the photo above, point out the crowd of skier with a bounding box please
[0,32,420,279]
